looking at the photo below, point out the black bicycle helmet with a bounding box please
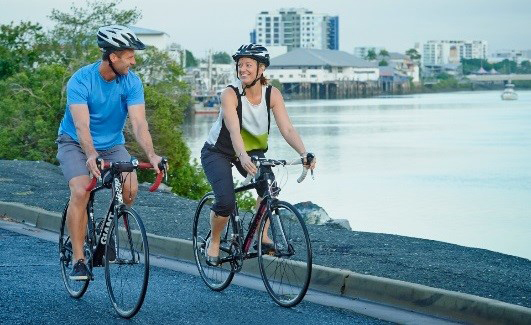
[97,25,146,51]
[232,43,270,67]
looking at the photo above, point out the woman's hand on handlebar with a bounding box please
[302,153,316,171]
[240,152,257,176]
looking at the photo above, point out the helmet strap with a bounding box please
[108,59,121,84]
[241,65,262,96]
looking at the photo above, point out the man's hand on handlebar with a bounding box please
[86,154,103,179]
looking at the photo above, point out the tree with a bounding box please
[406,48,421,61]
[0,64,67,161]
[378,49,389,58]
[378,59,388,66]
[0,22,47,79]
[365,48,377,61]
[269,79,282,91]
[212,51,231,64]
[46,0,141,71]
[0,0,211,200]
[519,60,531,74]
[185,50,198,67]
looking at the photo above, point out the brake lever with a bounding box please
[159,157,169,182]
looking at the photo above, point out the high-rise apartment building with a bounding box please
[422,40,488,66]
[252,8,339,51]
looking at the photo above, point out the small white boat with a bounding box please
[501,83,518,100]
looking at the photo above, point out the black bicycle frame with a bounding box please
[87,172,126,267]
[230,166,278,256]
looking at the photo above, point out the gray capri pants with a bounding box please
[200,143,272,217]
[56,134,131,182]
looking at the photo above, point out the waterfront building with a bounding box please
[251,8,339,51]
[422,40,487,77]
[378,52,420,84]
[489,49,531,64]
[422,40,488,66]
[267,48,382,99]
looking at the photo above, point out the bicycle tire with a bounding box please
[192,192,235,291]
[59,200,90,298]
[104,206,149,318]
[258,200,312,307]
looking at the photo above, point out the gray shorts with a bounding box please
[56,134,131,182]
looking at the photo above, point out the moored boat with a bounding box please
[501,83,518,100]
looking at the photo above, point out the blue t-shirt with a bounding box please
[58,61,144,150]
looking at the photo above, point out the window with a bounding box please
[279,74,284,78]
[289,74,293,78]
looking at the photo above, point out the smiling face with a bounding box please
[110,49,136,75]
[237,57,265,85]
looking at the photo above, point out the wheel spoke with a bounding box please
[104,208,149,318]
[258,201,312,307]
[192,193,235,291]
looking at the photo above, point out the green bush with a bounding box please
[0,64,67,161]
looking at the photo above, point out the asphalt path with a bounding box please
[0,221,461,324]
[0,224,389,324]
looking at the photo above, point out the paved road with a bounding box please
[0,225,391,325]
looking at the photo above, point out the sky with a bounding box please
[1,0,530,58]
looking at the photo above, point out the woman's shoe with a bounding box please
[253,241,276,254]
[204,238,220,267]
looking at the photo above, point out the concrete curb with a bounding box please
[1,201,530,324]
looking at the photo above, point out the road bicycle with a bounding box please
[59,157,167,318]
[193,154,314,307]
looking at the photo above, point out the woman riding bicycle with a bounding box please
[200,43,316,266]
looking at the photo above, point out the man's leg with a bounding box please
[122,171,138,206]
[67,175,91,261]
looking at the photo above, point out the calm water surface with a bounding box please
[183,90,531,260]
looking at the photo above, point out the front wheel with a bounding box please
[104,206,149,319]
[258,200,312,307]
[192,192,235,291]
[59,200,90,298]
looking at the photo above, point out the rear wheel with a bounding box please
[258,200,312,307]
[59,201,90,298]
[104,207,149,319]
[192,192,235,291]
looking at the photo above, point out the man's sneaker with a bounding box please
[69,259,93,281]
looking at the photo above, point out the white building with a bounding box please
[253,8,339,51]
[422,40,488,66]
[489,49,531,64]
[129,26,171,51]
[268,48,379,83]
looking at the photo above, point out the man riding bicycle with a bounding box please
[56,25,163,281]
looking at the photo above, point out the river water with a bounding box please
[183,90,531,260]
